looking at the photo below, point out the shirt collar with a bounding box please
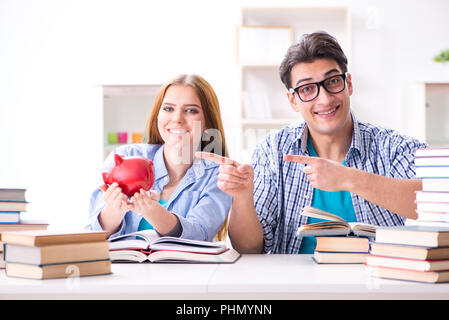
[288,121,309,156]
[153,144,168,181]
[349,110,366,162]
[192,154,219,177]
[153,144,217,182]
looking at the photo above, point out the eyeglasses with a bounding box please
[289,73,347,102]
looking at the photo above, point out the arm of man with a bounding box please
[284,155,421,220]
[347,168,420,220]
[195,152,264,253]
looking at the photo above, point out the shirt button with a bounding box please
[305,195,309,200]
[164,177,168,182]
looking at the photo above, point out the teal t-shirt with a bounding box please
[137,199,169,231]
[299,138,357,253]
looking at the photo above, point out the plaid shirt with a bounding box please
[251,112,427,254]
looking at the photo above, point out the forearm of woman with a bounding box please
[140,205,179,235]
[98,207,124,237]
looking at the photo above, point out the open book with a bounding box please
[108,229,241,263]
[296,206,376,237]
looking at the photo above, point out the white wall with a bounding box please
[1,0,449,230]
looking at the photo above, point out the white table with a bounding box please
[0,254,449,300]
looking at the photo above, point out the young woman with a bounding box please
[87,74,231,241]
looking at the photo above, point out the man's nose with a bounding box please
[316,85,333,104]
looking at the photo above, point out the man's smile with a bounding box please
[314,105,340,117]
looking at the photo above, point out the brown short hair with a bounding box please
[279,31,348,89]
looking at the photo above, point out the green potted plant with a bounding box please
[434,49,449,78]
[434,49,449,63]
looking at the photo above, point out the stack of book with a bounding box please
[365,225,449,283]
[109,229,241,263]
[313,236,370,264]
[414,147,449,227]
[296,206,376,263]
[0,188,49,269]
[0,188,29,224]
[1,230,111,279]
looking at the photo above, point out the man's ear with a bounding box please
[346,72,353,96]
[287,91,300,112]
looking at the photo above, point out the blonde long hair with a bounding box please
[144,74,229,241]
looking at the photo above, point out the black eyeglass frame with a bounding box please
[289,72,348,102]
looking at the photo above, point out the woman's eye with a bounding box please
[162,106,173,112]
[186,108,199,114]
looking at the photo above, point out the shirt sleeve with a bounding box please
[386,134,428,179]
[176,168,232,242]
[251,136,280,254]
[358,132,428,227]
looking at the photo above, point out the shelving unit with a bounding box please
[236,6,352,163]
[409,81,449,147]
[102,85,160,158]
[425,83,449,147]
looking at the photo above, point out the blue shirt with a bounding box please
[86,144,232,241]
[299,137,357,253]
[251,111,428,254]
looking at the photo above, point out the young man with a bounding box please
[197,32,427,254]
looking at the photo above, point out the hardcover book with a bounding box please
[375,225,449,247]
[296,206,376,237]
[108,229,241,263]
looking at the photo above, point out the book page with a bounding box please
[148,248,240,263]
[301,206,348,224]
[109,229,160,243]
[152,236,225,248]
[296,221,351,237]
[150,243,227,254]
[108,229,226,249]
[109,239,150,250]
[109,249,149,263]
[348,222,376,237]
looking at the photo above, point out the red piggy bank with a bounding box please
[102,154,155,197]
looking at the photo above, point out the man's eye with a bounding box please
[326,77,342,86]
[300,85,314,94]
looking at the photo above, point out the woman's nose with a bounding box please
[171,109,184,123]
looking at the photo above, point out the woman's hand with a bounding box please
[98,182,129,236]
[128,189,179,235]
[128,189,160,219]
